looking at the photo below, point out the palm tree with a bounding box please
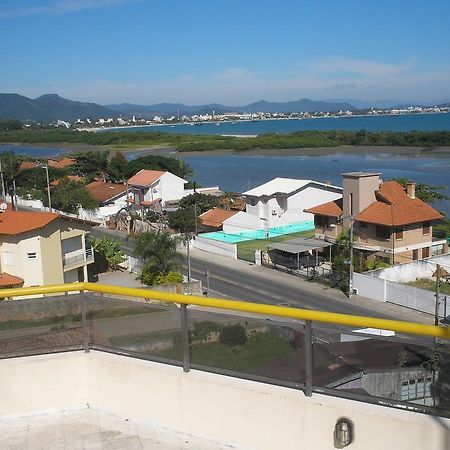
[134,231,182,277]
[1,151,22,209]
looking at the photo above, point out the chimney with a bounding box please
[406,182,416,199]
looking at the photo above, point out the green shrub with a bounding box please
[219,324,247,347]
[192,321,222,343]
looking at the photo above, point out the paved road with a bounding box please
[91,227,433,323]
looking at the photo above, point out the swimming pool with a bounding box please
[200,221,314,244]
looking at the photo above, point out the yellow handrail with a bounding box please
[0,282,449,340]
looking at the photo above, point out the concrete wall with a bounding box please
[192,236,237,259]
[366,253,450,283]
[0,351,448,450]
[353,272,445,317]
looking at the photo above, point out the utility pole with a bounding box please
[435,264,441,326]
[186,233,191,282]
[44,163,51,211]
[0,160,5,198]
[348,217,354,296]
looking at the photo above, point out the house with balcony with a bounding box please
[305,172,447,264]
[222,177,342,234]
[0,207,97,286]
[127,169,188,210]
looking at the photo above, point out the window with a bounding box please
[395,227,403,240]
[27,252,37,259]
[349,193,353,215]
[401,377,432,401]
[376,225,390,240]
[315,215,329,228]
[423,221,430,235]
[422,247,430,258]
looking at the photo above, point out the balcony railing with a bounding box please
[62,247,94,267]
[0,282,448,418]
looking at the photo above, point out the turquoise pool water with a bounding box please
[200,221,314,244]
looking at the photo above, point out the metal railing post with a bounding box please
[180,304,190,372]
[81,290,90,353]
[304,320,313,397]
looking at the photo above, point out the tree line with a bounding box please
[2,127,450,151]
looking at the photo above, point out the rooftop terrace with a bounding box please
[0,282,448,449]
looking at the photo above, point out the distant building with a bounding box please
[306,172,447,264]
[85,181,128,207]
[127,169,187,209]
[0,207,97,286]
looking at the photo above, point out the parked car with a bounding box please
[269,251,325,270]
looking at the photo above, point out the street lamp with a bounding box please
[36,162,51,211]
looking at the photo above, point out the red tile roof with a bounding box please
[128,169,165,186]
[356,181,443,226]
[50,175,85,187]
[0,208,60,235]
[49,157,76,169]
[85,181,127,203]
[0,272,24,288]
[305,198,343,218]
[18,161,39,171]
[199,208,239,227]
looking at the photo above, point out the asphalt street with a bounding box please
[92,227,433,323]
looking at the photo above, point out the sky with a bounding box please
[1,0,450,105]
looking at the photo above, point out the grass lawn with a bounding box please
[407,278,450,296]
[237,230,314,253]
[236,230,314,262]
[158,331,294,372]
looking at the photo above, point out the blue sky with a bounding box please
[1,0,450,105]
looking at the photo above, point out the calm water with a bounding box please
[108,112,450,135]
[182,153,450,216]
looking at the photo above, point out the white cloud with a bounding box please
[0,0,138,19]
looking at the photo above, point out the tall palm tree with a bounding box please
[1,151,22,208]
[134,231,182,275]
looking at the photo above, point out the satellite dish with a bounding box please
[0,203,7,213]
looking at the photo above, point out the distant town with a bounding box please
[50,104,449,130]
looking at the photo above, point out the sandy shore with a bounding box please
[2,142,450,159]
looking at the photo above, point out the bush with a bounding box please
[155,271,183,285]
[219,324,247,347]
[192,321,222,343]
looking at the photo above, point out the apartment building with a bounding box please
[306,172,447,264]
[0,207,96,287]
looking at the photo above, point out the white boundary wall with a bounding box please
[353,273,445,317]
[367,253,450,283]
[192,236,237,259]
[0,351,448,450]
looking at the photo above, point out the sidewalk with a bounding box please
[189,247,436,324]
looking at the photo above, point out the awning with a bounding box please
[268,238,332,254]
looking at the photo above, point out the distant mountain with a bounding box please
[0,93,121,122]
[107,98,355,118]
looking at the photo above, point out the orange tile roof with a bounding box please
[355,181,443,226]
[49,157,76,169]
[50,175,85,187]
[0,208,59,235]
[199,208,239,227]
[0,272,24,288]
[18,161,39,171]
[128,169,165,186]
[305,199,343,218]
[85,181,127,203]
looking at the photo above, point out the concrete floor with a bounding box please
[0,409,234,450]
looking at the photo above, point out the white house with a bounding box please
[127,170,188,208]
[223,178,342,234]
